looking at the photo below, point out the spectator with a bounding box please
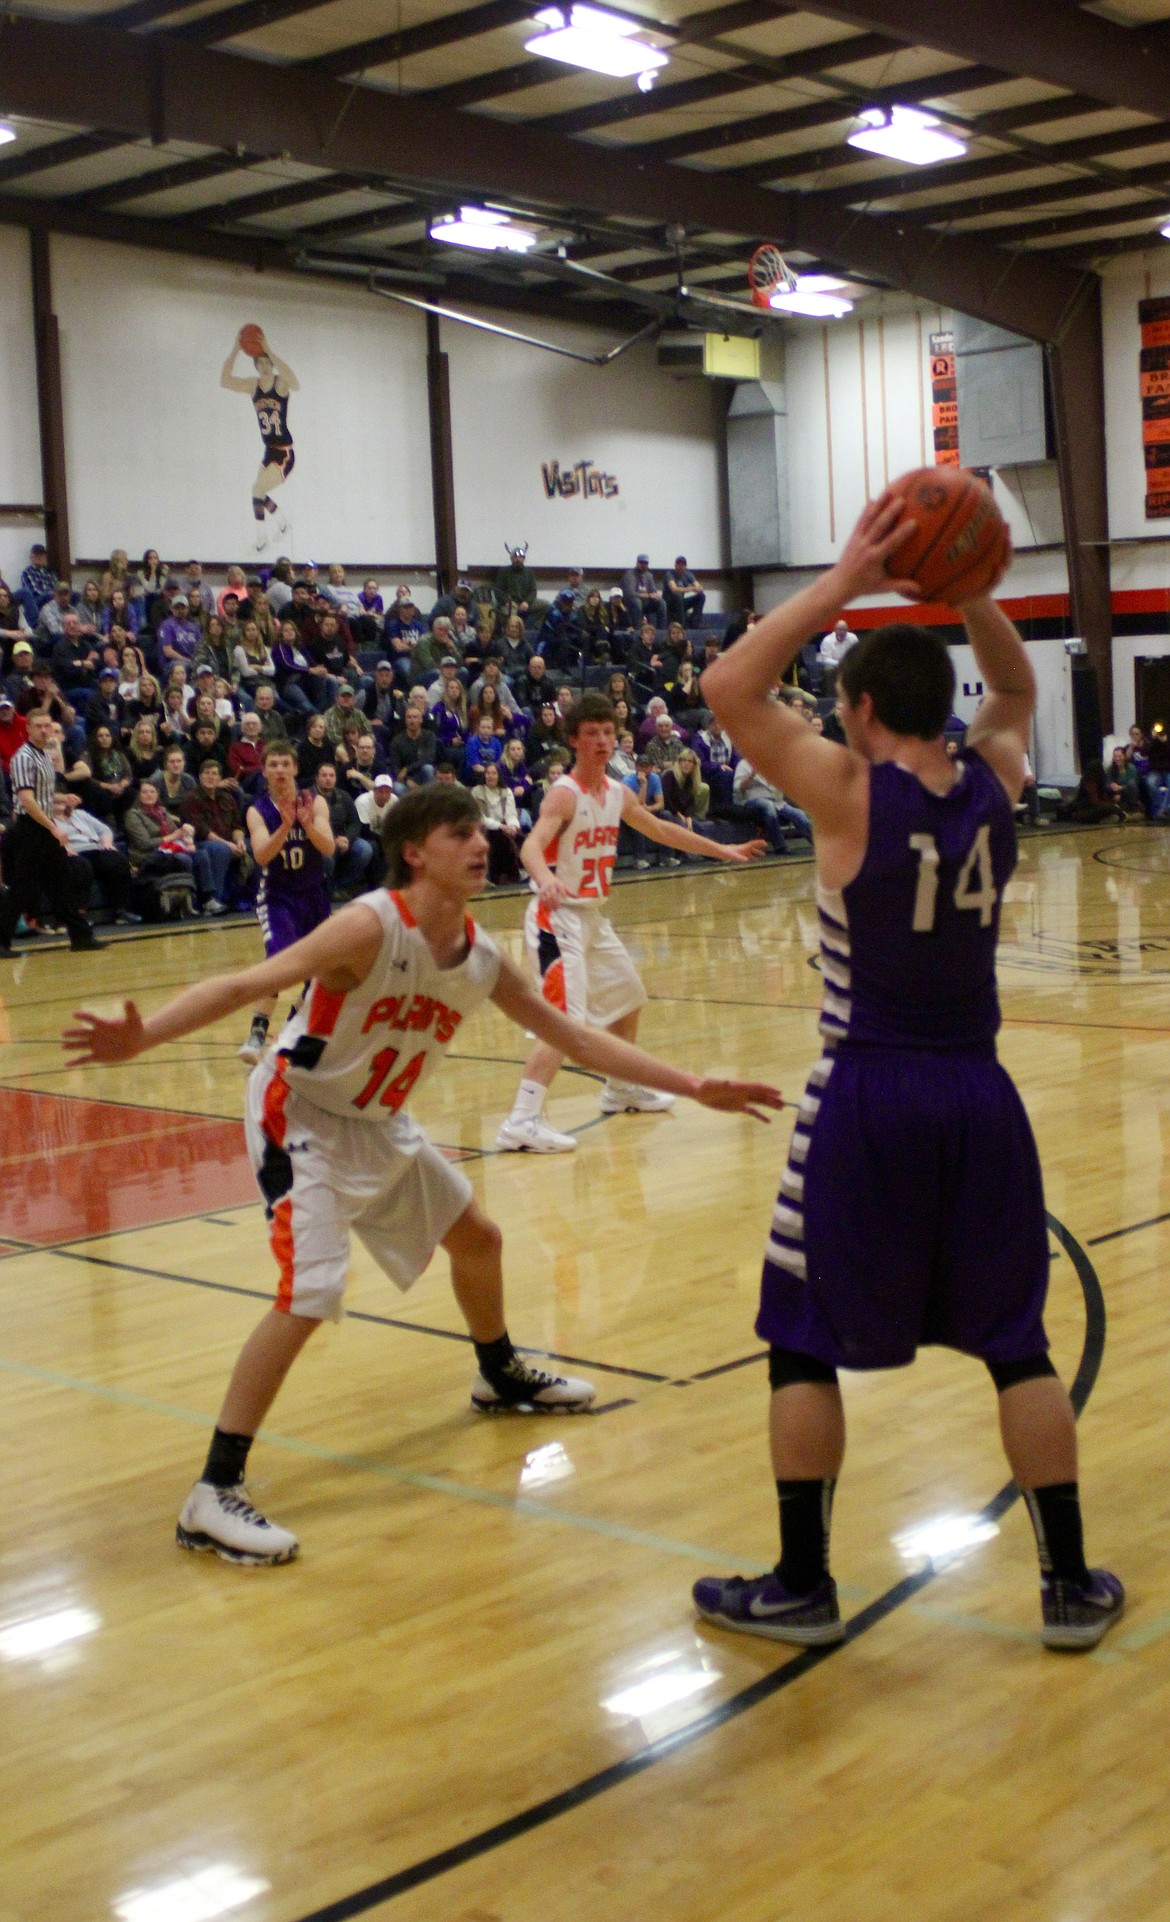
[297,712,334,787]
[664,556,705,628]
[324,684,371,747]
[361,659,403,737]
[51,613,102,701]
[158,742,196,810]
[321,564,364,618]
[160,685,190,747]
[661,747,711,835]
[1144,721,1170,816]
[621,755,674,867]
[537,591,583,674]
[315,760,373,897]
[88,666,122,734]
[560,565,587,610]
[341,730,386,800]
[35,579,78,650]
[251,682,285,742]
[313,609,365,692]
[158,594,201,668]
[499,736,534,824]
[77,579,104,635]
[87,722,133,818]
[431,576,479,627]
[226,710,268,796]
[272,616,332,716]
[1107,745,1143,816]
[607,587,636,649]
[620,555,665,629]
[449,604,474,652]
[20,543,58,622]
[469,681,515,742]
[355,771,396,859]
[579,588,612,662]
[136,549,165,599]
[125,716,162,784]
[473,762,523,883]
[0,692,29,771]
[385,594,426,655]
[232,617,276,697]
[426,653,467,710]
[0,707,105,954]
[181,759,247,912]
[462,714,504,783]
[522,652,552,710]
[636,694,672,746]
[192,614,234,685]
[101,586,143,638]
[351,578,385,649]
[186,718,229,778]
[408,619,452,687]
[498,612,533,678]
[732,757,811,850]
[124,777,198,889]
[526,701,565,771]
[628,618,667,694]
[0,583,32,660]
[430,678,468,758]
[668,656,707,727]
[387,706,436,791]
[645,710,686,769]
[608,727,637,782]
[54,792,139,922]
[217,565,248,618]
[495,547,540,625]
[122,670,163,737]
[611,698,632,738]
[696,712,735,806]
[818,617,860,691]
[468,656,514,711]
[179,560,213,619]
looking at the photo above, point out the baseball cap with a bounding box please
[194,662,215,676]
[556,588,575,602]
[456,577,472,591]
[636,552,649,565]
[172,593,189,607]
[98,666,119,680]
[0,694,14,710]
[441,655,458,667]
[12,640,33,657]
[376,658,393,670]
[373,773,393,790]
[337,683,355,695]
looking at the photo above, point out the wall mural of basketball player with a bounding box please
[220,325,299,551]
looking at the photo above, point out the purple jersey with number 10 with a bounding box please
[253,789,331,959]
[758,747,1050,1372]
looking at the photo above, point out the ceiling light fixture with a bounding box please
[0,124,17,148]
[847,105,967,167]
[525,5,670,83]
[769,274,854,320]
[429,206,539,253]
[1160,220,1170,239]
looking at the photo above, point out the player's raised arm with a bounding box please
[701,493,918,829]
[246,799,293,866]
[63,902,383,1066]
[269,351,299,393]
[220,342,253,393]
[619,786,765,864]
[490,956,783,1120]
[961,586,1035,803]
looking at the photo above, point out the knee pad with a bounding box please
[768,1345,839,1391]
[986,1354,1057,1393]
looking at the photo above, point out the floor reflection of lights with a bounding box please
[113,1865,270,1922]
[0,1602,100,1667]
[518,1440,575,1491]
[893,1511,999,1569]
[602,1641,723,1742]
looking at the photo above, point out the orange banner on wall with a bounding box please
[929,331,959,466]
[1139,297,1170,518]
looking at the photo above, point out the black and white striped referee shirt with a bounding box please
[7,740,58,820]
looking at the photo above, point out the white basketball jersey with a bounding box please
[541,773,623,902]
[273,888,501,1123]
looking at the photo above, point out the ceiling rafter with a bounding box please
[170,0,345,46]
[962,195,1170,250]
[70,151,259,210]
[0,13,1097,343]
[0,131,127,185]
[298,0,540,78]
[190,173,370,223]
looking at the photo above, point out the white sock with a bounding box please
[511,1079,548,1123]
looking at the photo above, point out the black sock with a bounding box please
[1022,1482,1089,1583]
[776,1478,836,1593]
[252,1013,269,1033]
[252,499,266,522]
[474,1333,517,1384]
[202,1428,253,1488]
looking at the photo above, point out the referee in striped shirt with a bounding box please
[0,708,105,956]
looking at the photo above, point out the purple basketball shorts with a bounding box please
[757,1047,1050,1370]
[257,882,331,959]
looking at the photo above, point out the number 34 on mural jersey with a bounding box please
[909,825,997,933]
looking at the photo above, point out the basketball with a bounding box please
[885,466,1009,605]
[238,322,267,359]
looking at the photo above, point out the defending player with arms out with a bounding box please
[220,329,298,548]
[239,740,335,1064]
[691,492,1124,1654]
[497,692,767,1154]
[65,786,782,1568]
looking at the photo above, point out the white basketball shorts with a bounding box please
[523,898,646,1028]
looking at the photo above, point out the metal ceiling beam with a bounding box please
[171,0,341,46]
[70,150,255,210]
[102,0,199,27]
[525,30,899,138]
[193,173,365,222]
[911,159,1170,228]
[0,14,1097,343]
[0,131,126,185]
[963,195,1170,249]
[294,200,426,241]
[794,0,1170,122]
[298,1,537,78]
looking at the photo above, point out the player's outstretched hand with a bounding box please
[63,999,146,1068]
[835,489,922,602]
[722,839,768,863]
[694,1076,784,1122]
[538,876,573,909]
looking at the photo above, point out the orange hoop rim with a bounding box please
[747,242,793,307]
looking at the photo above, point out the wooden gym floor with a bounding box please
[1,828,1169,1922]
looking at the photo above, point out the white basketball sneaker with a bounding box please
[471,1357,596,1413]
[176,1481,299,1565]
[599,1084,676,1115]
[495,1115,577,1153]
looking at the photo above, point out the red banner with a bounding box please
[1139,296,1170,520]
[929,331,959,467]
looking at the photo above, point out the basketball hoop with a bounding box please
[747,243,797,309]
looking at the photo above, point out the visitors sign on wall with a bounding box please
[1139,295,1170,520]
[541,459,620,499]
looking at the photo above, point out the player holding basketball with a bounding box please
[239,739,334,1065]
[220,328,298,547]
[64,785,782,1566]
[497,692,766,1153]
[692,490,1123,1652]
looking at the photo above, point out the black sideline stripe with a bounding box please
[287,1211,1105,1922]
[1088,1210,1170,1246]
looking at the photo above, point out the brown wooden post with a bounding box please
[29,228,71,576]
[1047,282,1112,729]
[426,310,458,595]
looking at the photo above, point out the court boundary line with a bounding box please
[284,1209,1105,1922]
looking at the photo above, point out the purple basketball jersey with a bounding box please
[252,789,326,895]
[819,749,1017,1053]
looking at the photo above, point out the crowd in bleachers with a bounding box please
[0,541,819,932]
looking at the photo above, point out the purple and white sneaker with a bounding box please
[693,1570,845,1646]
[1041,1568,1125,1650]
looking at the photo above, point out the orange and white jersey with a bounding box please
[539,772,623,904]
[272,888,501,1126]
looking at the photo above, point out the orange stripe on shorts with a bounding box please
[542,956,567,1012]
[271,1196,295,1314]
